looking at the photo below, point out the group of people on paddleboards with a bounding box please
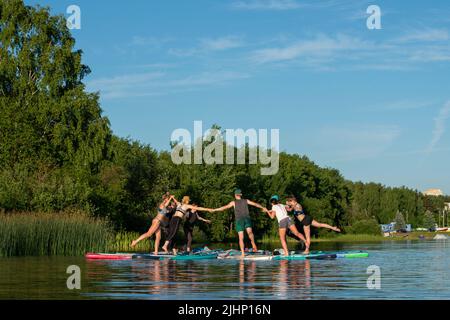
[131,189,341,257]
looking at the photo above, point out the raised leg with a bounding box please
[311,220,341,232]
[131,219,161,247]
[288,224,307,243]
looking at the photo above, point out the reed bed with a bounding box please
[108,231,154,253]
[0,211,113,257]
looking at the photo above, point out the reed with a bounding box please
[107,231,154,253]
[0,210,113,257]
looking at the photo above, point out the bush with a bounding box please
[0,210,113,257]
[346,219,381,235]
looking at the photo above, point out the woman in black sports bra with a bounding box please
[286,195,341,254]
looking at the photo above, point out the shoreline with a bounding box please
[259,231,449,244]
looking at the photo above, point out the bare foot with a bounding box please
[303,249,310,255]
[252,245,258,252]
[154,251,159,255]
[162,244,168,253]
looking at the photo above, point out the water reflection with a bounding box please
[1,241,450,299]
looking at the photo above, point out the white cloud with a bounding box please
[231,0,302,10]
[250,34,372,64]
[409,48,450,62]
[427,101,450,154]
[86,71,250,99]
[200,36,244,51]
[169,36,244,57]
[373,100,435,111]
[397,28,449,43]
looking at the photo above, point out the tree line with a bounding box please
[1,1,448,240]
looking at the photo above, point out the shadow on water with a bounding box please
[1,240,449,300]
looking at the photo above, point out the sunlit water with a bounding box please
[1,241,449,300]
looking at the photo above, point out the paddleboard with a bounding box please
[171,253,219,260]
[218,254,273,261]
[132,253,176,260]
[272,253,337,261]
[274,249,369,259]
[86,252,217,261]
[335,251,369,259]
[85,253,134,260]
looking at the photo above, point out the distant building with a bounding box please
[380,222,412,233]
[423,189,444,196]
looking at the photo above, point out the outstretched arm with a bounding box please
[170,195,180,206]
[197,214,212,224]
[188,204,213,213]
[266,209,276,219]
[247,200,268,212]
[160,197,172,209]
[212,201,234,212]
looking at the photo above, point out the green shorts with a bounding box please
[235,217,252,233]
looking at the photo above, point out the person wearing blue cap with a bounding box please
[266,195,308,256]
[212,188,268,256]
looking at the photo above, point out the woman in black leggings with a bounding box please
[184,206,211,253]
[162,196,212,255]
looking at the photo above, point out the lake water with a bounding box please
[1,240,449,300]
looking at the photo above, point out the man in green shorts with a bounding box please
[212,189,268,256]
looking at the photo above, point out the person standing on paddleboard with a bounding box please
[184,205,212,253]
[286,195,341,254]
[162,196,213,255]
[212,189,267,257]
[131,193,174,254]
[266,195,308,256]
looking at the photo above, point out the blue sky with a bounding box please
[27,0,450,194]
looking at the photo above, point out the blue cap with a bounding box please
[234,189,242,195]
[270,194,280,202]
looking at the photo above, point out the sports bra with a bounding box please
[176,205,189,218]
[292,204,305,217]
[157,207,170,218]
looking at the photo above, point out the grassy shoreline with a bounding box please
[260,231,449,244]
[1,212,448,257]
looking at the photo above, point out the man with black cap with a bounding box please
[212,189,267,256]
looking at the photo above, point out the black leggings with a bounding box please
[167,216,182,250]
[184,224,194,250]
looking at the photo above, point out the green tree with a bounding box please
[423,211,436,230]
[0,0,111,215]
[394,211,406,231]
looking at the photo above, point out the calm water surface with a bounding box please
[1,241,449,300]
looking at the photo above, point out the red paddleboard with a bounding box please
[85,253,134,260]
